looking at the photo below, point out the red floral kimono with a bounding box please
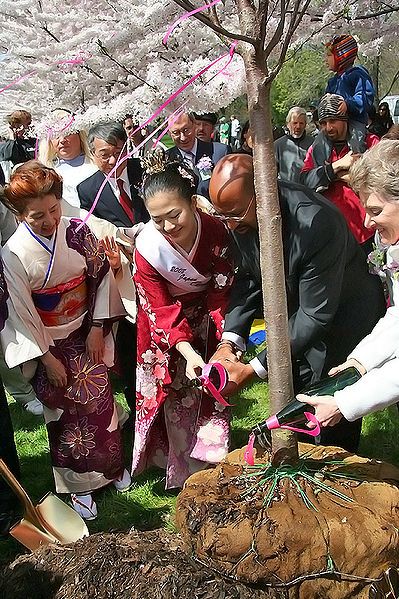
[132,210,234,488]
[1,217,127,494]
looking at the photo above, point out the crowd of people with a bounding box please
[0,34,399,534]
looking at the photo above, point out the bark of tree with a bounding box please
[236,2,299,464]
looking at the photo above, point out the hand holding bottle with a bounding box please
[296,393,343,428]
[328,357,366,377]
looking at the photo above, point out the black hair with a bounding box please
[142,160,198,205]
[87,121,127,151]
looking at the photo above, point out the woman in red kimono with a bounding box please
[131,159,235,489]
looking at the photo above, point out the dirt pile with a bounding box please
[176,443,399,599]
[0,529,284,599]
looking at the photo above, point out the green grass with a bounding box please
[1,369,398,562]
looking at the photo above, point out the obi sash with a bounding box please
[135,214,211,297]
[31,273,88,327]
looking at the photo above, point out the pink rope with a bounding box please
[163,0,222,46]
[0,53,90,95]
[77,40,237,230]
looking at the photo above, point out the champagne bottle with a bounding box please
[252,366,361,436]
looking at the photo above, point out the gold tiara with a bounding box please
[140,148,167,176]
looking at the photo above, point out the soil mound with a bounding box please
[0,529,283,599]
[176,443,399,599]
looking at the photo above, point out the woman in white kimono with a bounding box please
[298,141,399,426]
[0,160,130,520]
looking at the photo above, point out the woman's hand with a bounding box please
[328,358,366,377]
[86,327,105,364]
[176,341,206,380]
[40,352,67,388]
[185,351,206,380]
[296,393,343,427]
[100,236,121,272]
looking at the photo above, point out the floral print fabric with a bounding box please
[132,211,234,488]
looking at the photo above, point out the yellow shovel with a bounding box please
[0,459,89,551]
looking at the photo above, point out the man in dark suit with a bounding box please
[209,154,386,452]
[78,121,148,227]
[78,122,149,417]
[166,112,231,198]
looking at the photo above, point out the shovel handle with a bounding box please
[0,458,42,527]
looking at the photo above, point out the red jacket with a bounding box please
[301,134,379,244]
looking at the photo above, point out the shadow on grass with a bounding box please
[8,402,44,433]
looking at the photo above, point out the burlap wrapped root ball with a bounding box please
[176,443,399,599]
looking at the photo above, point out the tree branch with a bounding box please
[170,0,257,46]
[97,40,158,90]
[263,0,287,58]
[381,67,399,99]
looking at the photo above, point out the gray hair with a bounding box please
[349,140,399,200]
[286,106,307,124]
[87,121,127,152]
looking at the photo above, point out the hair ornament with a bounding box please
[141,148,167,176]
[177,164,196,186]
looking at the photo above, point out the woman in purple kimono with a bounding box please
[0,161,130,520]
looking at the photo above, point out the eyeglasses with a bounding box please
[94,147,125,162]
[213,195,255,222]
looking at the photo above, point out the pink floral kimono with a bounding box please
[1,217,127,494]
[132,210,234,488]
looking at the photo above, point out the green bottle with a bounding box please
[252,366,361,435]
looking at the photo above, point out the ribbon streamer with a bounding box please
[198,362,232,407]
[244,433,256,466]
[163,0,222,46]
[77,40,238,230]
[0,52,90,95]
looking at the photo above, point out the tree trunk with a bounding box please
[242,44,298,464]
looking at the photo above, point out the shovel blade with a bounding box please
[36,492,89,544]
[10,518,58,551]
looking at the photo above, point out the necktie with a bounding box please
[117,179,134,224]
[184,151,195,168]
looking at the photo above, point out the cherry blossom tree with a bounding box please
[0,0,398,461]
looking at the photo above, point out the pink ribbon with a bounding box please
[77,40,238,230]
[244,433,256,466]
[198,362,232,407]
[163,0,222,46]
[0,71,36,95]
[0,52,90,95]
[278,412,321,437]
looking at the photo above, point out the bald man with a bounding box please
[166,112,231,198]
[209,154,385,452]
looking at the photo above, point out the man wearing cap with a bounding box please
[301,93,379,253]
[194,113,217,143]
[167,112,231,198]
[208,153,385,452]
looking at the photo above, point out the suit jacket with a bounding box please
[77,159,148,227]
[166,139,231,198]
[225,180,386,389]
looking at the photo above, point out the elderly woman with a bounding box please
[298,140,399,427]
[38,110,97,213]
[0,161,130,520]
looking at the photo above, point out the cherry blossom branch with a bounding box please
[96,40,158,90]
[171,0,257,46]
